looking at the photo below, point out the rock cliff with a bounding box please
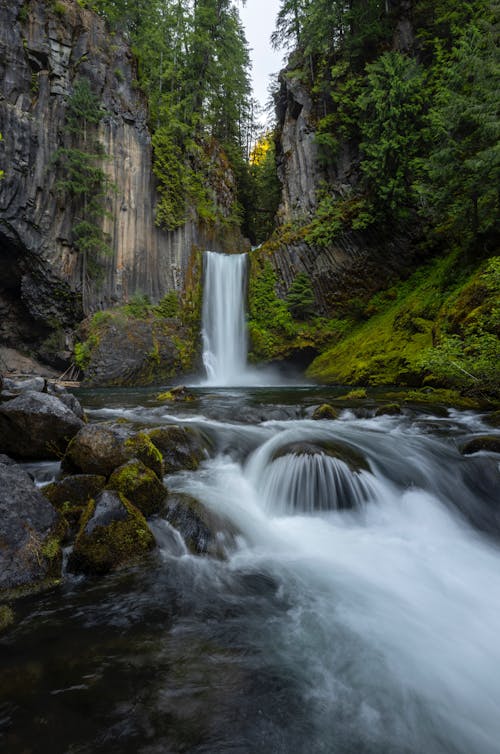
[0,0,237,362]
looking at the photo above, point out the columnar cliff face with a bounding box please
[270,19,419,316]
[0,0,232,358]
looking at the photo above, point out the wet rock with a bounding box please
[157,385,195,402]
[0,461,63,597]
[0,390,84,459]
[312,403,339,420]
[273,439,369,472]
[108,459,168,517]
[0,604,14,632]
[47,384,85,420]
[2,376,47,394]
[62,423,132,476]
[42,474,106,510]
[375,403,401,417]
[0,454,15,466]
[146,425,206,474]
[166,492,237,559]
[62,421,164,477]
[461,436,500,456]
[484,411,500,428]
[67,490,155,575]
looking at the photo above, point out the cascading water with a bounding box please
[4,390,500,754]
[201,251,248,385]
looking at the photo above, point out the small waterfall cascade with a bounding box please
[257,451,375,515]
[202,251,248,386]
[245,430,377,515]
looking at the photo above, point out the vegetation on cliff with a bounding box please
[244,0,499,396]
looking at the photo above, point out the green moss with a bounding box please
[0,605,14,632]
[70,494,155,575]
[108,459,167,516]
[312,404,339,420]
[338,388,368,400]
[41,537,60,561]
[307,251,466,387]
[125,433,163,478]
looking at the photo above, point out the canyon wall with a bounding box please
[0,0,236,360]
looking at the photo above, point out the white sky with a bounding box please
[239,0,284,124]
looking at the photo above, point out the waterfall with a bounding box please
[202,251,248,386]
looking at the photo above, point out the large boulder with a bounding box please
[67,490,155,575]
[0,461,63,597]
[108,459,168,516]
[145,425,207,474]
[0,390,84,459]
[42,473,106,534]
[62,423,163,478]
[166,492,237,559]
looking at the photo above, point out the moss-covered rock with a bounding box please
[145,425,206,474]
[67,490,155,576]
[272,440,369,472]
[461,436,500,456]
[108,459,167,517]
[166,492,237,559]
[42,474,106,510]
[0,461,64,598]
[156,385,195,402]
[374,403,401,417]
[312,403,339,420]
[62,423,164,478]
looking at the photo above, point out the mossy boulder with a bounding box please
[0,390,84,459]
[156,386,195,402]
[272,440,369,472]
[461,436,500,456]
[312,403,339,420]
[42,474,106,533]
[145,425,206,474]
[374,403,401,417]
[62,423,163,478]
[108,459,168,517]
[166,492,237,559]
[43,474,106,510]
[0,461,64,598]
[67,490,156,576]
[124,433,163,478]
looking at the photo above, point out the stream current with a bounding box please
[1,386,500,754]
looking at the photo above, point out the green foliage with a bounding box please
[357,52,425,219]
[90,0,253,232]
[123,293,152,319]
[286,272,316,319]
[416,21,500,249]
[154,291,180,318]
[53,79,113,306]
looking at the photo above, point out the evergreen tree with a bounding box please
[53,79,112,311]
[418,21,500,250]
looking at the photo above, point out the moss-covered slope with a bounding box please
[307,253,499,397]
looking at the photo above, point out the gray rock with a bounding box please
[2,376,47,393]
[62,422,164,478]
[166,492,237,559]
[0,390,84,459]
[47,386,85,420]
[0,462,62,596]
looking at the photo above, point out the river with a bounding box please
[1,384,499,754]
